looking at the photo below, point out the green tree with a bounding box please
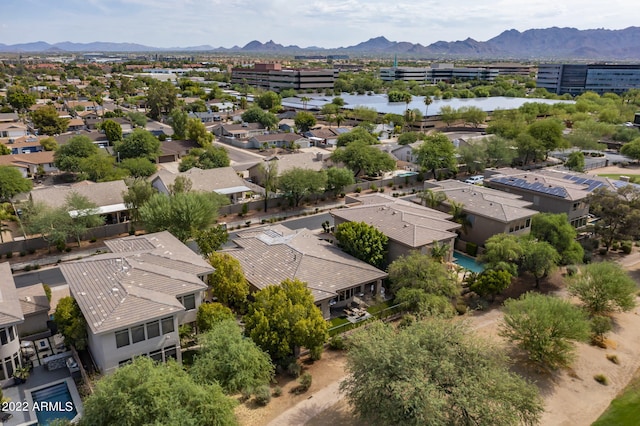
[565,151,585,172]
[277,168,327,207]
[588,186,640,250]
[500,292,590,371]
[438,105,459,127]
[520,238,560,287]
[257,160,277,212]
[397,132,421,145]
[620,137,640,160]
[53,297,88,350]
[146,80,178,120]
[458,142,488,174]
[194,225,228,257]
[244,278,328,362]
[414,132,457,179]
[255,91,281,111]
[190,320,274,394]
[186,117,213,147]
[481,233,523,276]
[527,118,565,158]
[394,288,455,317]
[294,111,316,132]
[568,262,636,315]
[178,146,229,172]
[169,107,188,139]
[531,213,584,265]
[387,90,412,103]
[115,128,161,161]
[117,157,157,178]
[350,106,378,124]
[240,106,278,129]
[101,119,123,144]
[516,133,544,164]
[0,165,32,201]
[388,251,458,297]
[23,202,71,251]
[196,303,234,332]
[39,136,58,151]
[459,106,487,128]
[331,140,395,177]
[65,192,104,246]
[139,191,228,242]
[469,269,512,301]
[207,252,249,309]
[423,95,433,117]
[325,166,355,196]
[80,357,237,426]
[484,136,517,167]
[122,178,156,225]
[336,127,378,147]
[31,105,69,135]
[418,189,446,208]
[341,319,543,426]
[335,221,388,268]
[6,86,36,112]
[126,111,147,128]
[0,144,10,156]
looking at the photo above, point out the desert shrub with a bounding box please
[599,248,608,255]
[370,184,377,192]
[606,354,620,365]
[621,240,633,254]
[65,247,72,252]
[355,186,362,193]
[33,264,40,270]
[329,335,346,350]
[28,248,36,254]
[309,346,323,361]
[611,242,620,251]
[240,388,252,402]
[24,265,32,272]
[19,251,26,257]
[566,265,578,276]
[297,373,312,393]
[5,252,12,259]
[590,315,612,347]
[455,298,468,315]
[90,237,97,243]
[398,313,416,328]
[253,385,271,406]
[594,374,608,385]
[272,386,283,397]
[287,361,302,378]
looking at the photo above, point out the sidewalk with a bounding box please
[223,199,346,229]
[266,379,343,426]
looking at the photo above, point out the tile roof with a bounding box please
[17,284,50,316]
[0,262,24,327]
[30,180,128,209]
[331,194,460,248]
[61,231,212,334]
[151,167,249,194]
[250,152,326,175]
[0,151,55,167]
[427,180,538,222]
[225,226,387,303]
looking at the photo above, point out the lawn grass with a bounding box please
[367,300,393,315]
[328,317,349,328]
[593,372,640,426]
[596,173,640,181]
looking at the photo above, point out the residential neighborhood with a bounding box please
[0,19,640,426]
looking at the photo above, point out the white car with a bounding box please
[464,175,484,185]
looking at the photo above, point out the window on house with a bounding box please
[179,294,196,311]
[164,346,177,360]
[525,218,531,228]
[146,321,160,339]
[8,326,14,342]
[0,329,7,346]
[131,325,145,344]
[115,330,130,348]
[149,350,162,363]
[5,357,13,378]
[161,317,174,334]
[0,363,5,381]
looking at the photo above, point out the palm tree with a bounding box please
[424,96,433,117]
[430,241,450,263]
[419,189,446,209]
[300,96,311,110]
[449,200,472,235]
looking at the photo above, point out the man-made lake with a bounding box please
[282,94,573,117]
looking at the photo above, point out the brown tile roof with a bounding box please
[225,226,387,303]
[0,262,24,327]
[61,231,212,334]
[30,180,128,209]
[331,194,460,248]
[151,167,249,194]
[17,284,50,317]
[0,151,55,167]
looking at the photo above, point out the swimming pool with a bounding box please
[453,251,485,273]
[31,381,77,426]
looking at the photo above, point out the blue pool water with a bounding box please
[31,382,77,426]
[453,252,485,273]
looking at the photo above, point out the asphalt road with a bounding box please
[214,141,265,166]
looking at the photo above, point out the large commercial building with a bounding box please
[380,63,499,83]
[231,63,337,92]
[537,64,640,95]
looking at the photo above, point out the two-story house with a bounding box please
[59,231,213,374]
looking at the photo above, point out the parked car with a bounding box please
[464,175,484,185]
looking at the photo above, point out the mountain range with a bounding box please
[1,27,639,60]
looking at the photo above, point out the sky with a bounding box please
[1,0,637,49]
